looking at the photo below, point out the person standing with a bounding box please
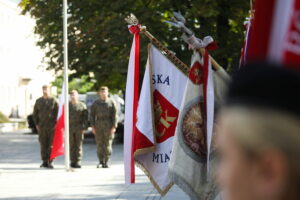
[33,85,58,168]
[90,86,118,168]
[69,90,88,168]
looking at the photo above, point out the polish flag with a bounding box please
[50,85,65,160]
[247,0,300,69]
[124,25,140,184]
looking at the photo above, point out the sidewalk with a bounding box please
[0,130,189,200]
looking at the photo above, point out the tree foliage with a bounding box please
[52,75,95,94]
[20,0,249,90]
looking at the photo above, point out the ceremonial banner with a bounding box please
[247,0,300,68]
[134,44,188,195]
[169,51,230,200]
[50,85,65,160]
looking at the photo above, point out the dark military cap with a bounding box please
[226,63,300,117]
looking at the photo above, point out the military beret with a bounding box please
[226,63,300,117]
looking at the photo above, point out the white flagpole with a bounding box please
[63,0,70,170]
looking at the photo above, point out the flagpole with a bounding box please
[63,0,70,170]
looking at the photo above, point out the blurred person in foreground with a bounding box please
[69,90,88,168]
[216,63,300,200]
[90,86,118,168]
[33,85,58,168]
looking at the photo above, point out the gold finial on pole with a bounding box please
[125,14,190,75]
[125,13,139,25]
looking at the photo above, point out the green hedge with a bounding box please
[0,112,9,123]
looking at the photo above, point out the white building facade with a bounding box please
[0,0,55,118]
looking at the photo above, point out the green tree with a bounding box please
[20,0,249,90]
[52,74,95,94]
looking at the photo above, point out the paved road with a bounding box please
[0,130,189,200]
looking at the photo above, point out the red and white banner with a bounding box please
[50,85,65,160]
[247,0,300,69]
[133,45,188,195]
[124,25,140,184]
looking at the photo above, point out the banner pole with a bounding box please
[63,0,70,170]
[125,14,224,74]
[140,28,190,75]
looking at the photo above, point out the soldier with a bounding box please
[69,90,88,168]
[90,86,117,168]
[33,85,58,168]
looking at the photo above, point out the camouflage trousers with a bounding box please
[38,127,54,162]
[95,126,115,164]
[69,129,84,164]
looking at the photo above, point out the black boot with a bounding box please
[102,162,109,168]
[48,160,54,169]
[73,163,81,168]
[40,161,48,168]
[97,161,104,168]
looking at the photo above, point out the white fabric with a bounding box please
[135,137,174,190]
[136,60,155,143]
[213,68,231,107]
[149,46,187,109]
[202,36,215,48]
[124,35,136,184]
[268,0,295,63]
[206,56,214,172]
[184,34,215,50]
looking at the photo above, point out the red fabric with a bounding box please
[129,25,140,183]
[50,106,64,160]
[134,128,155,150]
[202,50,209,117]
[247,0,276,62]
[205,41,218,51]
[189,61,204,85]
[152,90,179,144]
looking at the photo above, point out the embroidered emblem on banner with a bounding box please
[182,101,207,158]
[153,90,179,143]
[178,97,217,162]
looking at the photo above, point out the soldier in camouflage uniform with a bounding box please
[90,86,118,168]
[69,90,88,168]
[33,85,58,169]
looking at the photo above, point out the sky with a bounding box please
[8,0,20,4]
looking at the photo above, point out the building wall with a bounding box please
[0,0,54,118]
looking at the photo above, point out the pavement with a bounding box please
[0,130,190,200]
